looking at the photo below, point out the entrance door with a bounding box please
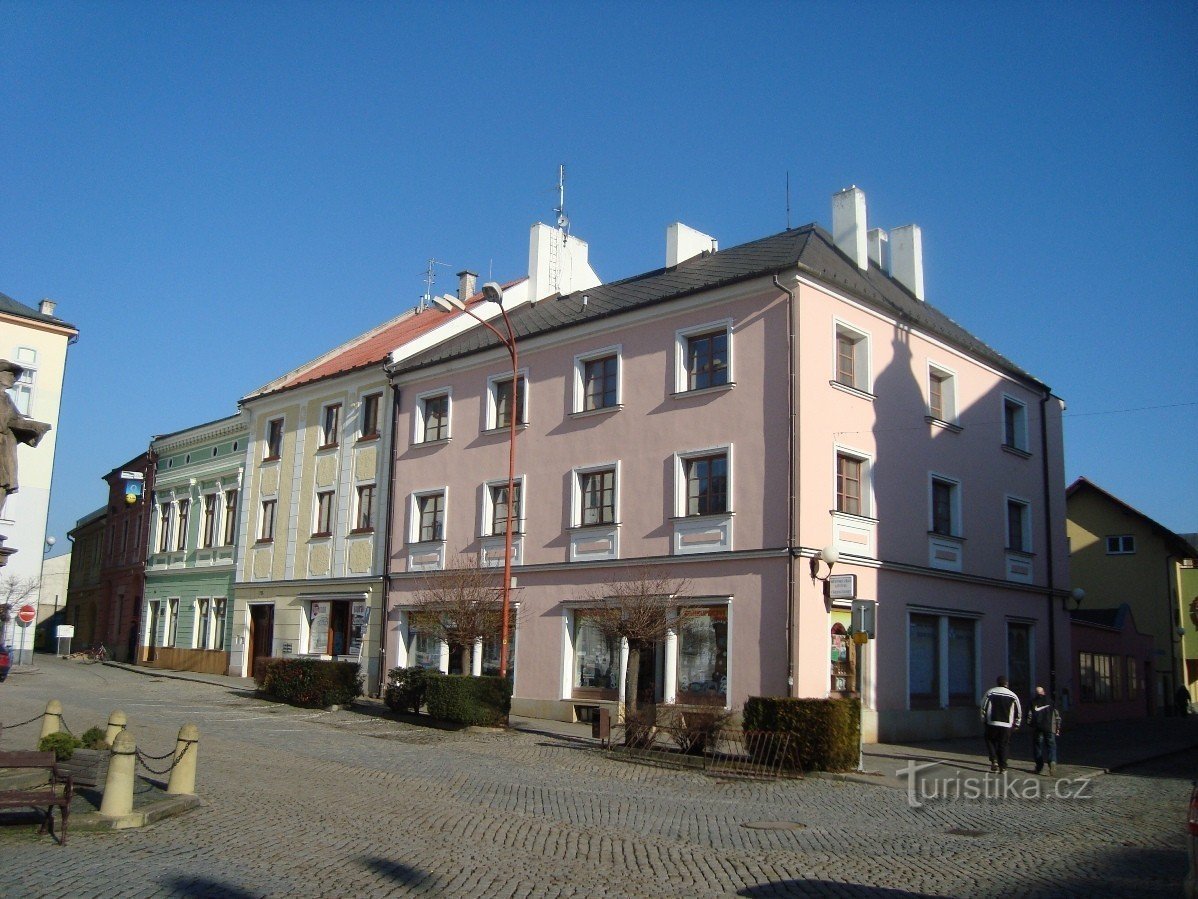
[146,602,162,662]
[249,604,275,678]
[636,642,658,707]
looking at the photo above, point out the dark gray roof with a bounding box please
[0,291,78,331]
[389,224,1043,388]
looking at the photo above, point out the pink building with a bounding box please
[384,190,1070,742]
[1069,605,1156,723]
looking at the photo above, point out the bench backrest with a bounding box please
[0,751,59,769]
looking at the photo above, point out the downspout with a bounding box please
[774,272,799,697]
[377,377,402,697]
[1166,552,1179,703]
[1039,391,1058,697]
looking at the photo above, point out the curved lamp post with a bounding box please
[433,284,518,678]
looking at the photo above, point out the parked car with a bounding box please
[0,645,10,682]
[1186,781,1198,899]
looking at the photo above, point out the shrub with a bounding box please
[39,732,81,761]
[622,709,656,749]
[384,666,438,714]
[80,726,110,750]
[424,674,511,727]
[742,696,861,772]
[258,658,363,708]
[665,706,734,755]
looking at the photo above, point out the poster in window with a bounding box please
[349,601,370,660]
[309,601,329,655]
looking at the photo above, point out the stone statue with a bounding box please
[0,360,51,519]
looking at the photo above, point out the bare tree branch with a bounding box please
[410,555,507,673]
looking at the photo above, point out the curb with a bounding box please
[69,793,202,831]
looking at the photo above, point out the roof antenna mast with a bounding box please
[418,258,451,312]
[555,164,570,237]
[786,171,791,231]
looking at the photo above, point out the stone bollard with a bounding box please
[105,710,127,746]
[166,724,199,795]
[39,700,63,741]
[99,731,137,818]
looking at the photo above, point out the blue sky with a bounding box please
[2,2,1195,548]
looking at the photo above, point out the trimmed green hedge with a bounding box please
[742,696,861,772]
[258,658,363,708]
[383,666,439,714]
[424,674,511,727]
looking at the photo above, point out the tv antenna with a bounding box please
[554,164,570,237]
[418,258,451,311]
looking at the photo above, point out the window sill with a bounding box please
[255,538,274,545]
[1002,443,1032,459]
[670,382,734,400]
[482,423,529,437]
[569,404,622,420]
[569,520,620,531]
[928,531,965,543]
[356,434,380,444]
[316,443,339,453]
[1005,548,1034,559]
[925,415,963,434]
[669,511,733,522]
[310,532,332,540]
[829,380,875,401]
[407,538,446,548]
[261,456,281,464]
[350,527,375,535]
[412,436,451,448]
[830,509,879,524]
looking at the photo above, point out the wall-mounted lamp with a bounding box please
[44,535,56,554]
[809,545,840,581]
[1066,588,1085,611]
[1173,626,1187,644]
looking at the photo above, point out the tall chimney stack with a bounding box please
[889,225,925,300]
[457,270,477,301]
[38,299,56,317]
[832,187,868,271]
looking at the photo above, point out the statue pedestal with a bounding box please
[0,534,13,568]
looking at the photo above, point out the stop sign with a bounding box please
[17,604,36,625]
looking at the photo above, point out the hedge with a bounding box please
[424,674,511,727]
[257,658,363,708]
[383,666,439,714]
[742,696,861,772]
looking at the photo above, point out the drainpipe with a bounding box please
[377,378,402,697]
[1166,552,1180,704]
[1039,391,1058,697]
[773,271,799,697]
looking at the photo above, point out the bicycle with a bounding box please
[67,643,107,662]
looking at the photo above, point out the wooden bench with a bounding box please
[0,750,73,845]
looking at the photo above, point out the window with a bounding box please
[308,600,353,656]
[1006,498,1031,552]
[684,453,727,516]
[685,330,728,390]
[1078,652,1123,703]
[1106,535,1135,555]
[259,499,277,542]
[947,618,977,706]
[1007,622,1032,701]
[201,494,217,548]
[321,403,341,448]
[419,393,450,442]
[411,626,441,670]
[581,354,619,410]
[223,489,239,546]
[360,393,381,440]
[196,598,211,649]
[8,365,34,414]
[1126,656,1140,699]
[416,491,445,542]
[491,375,526,429]
[314,490,335,536]
[175,500,190,551]
[836,453,865,516]
[489,480,523,535]
[677,606,728,705]
[830,622,855,694]
[834,323,870,392]
[265,418,283,460]
[120,519,129,555]
[579,468,616,526]
[1003,396,1028,452]
[572,614,620,696]
[355,484,376,532]
[157,502,173,553]
[931,477,959,537]
[927,365,956,422]
[909,613,977,709]
[210,598,228,650]
[166,597,179,646]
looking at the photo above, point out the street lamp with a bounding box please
[432,283,519,678]
[1067,588,1085,611]
[809,544,840,581]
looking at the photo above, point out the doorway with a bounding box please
[249,604,275,679]
[636,642,658,707]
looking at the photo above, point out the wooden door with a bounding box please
[249,604,275,678]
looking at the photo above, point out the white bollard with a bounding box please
[165,724,199,796]
[39,700,62,741]
[99,731,137,818]
[105,710,127,746]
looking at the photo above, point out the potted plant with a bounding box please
[42,726,111,787]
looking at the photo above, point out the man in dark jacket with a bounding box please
[1026,685,1061,775]
[980,675,1021,773]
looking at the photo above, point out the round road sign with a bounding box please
[17,604,36,625]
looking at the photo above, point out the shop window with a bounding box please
[677,606,728,705]
[572,613,620,698]
[830,622,855,694]
[308,600,356,657]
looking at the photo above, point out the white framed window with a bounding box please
[676,604,729,705]
[930,474,961,537]
[573,462,619,526]
[573,346,622,413]
[211,598,228,650]
[927,363,957,424]
[674,445,731,517]
[835,449,873,518]
[359,392,382,441]
[6,348,36,414]
[486,371,528,431]
[222,489,239,546]
[410,489,447,543]
[570,611,621,697]
[1006,497,1031,553]
[195,598,212,649]
[413,388,452,444]
[166,597,180,646]
[354,483,376,532]
[320,403,341,449]
[482,477,525,536]
[201,493,218,548]
[674,320,733,394]
[313,490,335,536]
[1002,395,1029,452]
[175,499,190,551]
[157,500,173,553]
[908,611,979,709]
[1106,535,1135,555]
[258,498,277,542]
[833,321,871,394]
[264,418,284,460]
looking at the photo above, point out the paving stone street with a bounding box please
[0,658,1192,897]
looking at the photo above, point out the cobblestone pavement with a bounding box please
[0,659,1192,897]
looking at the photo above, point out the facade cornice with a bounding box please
[0,310,78,339]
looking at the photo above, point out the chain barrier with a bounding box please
[1,712,46,731]
[57,716,74,737]
[134,740,191,777]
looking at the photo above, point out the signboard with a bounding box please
[826,574,857,601]
[17,604,36,625]
[851,599,877,639]
[119,471,145,481]
[56,625,75,639]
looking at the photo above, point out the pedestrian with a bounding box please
[980,675,1022,773]
[1026,686,1061,775]
[1176,685,1191,716]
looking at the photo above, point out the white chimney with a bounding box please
[528,223,601,302]
[889,224,925,300]
[666,222,718,267]
[457,270,477,301]
[38,299,56,317]
[832,186,868,271]
[867,228,888,271]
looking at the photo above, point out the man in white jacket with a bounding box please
[980,675,1022,773]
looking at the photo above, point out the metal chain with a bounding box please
[1,712,46,730]
[58,716,74,737]
[135,740,191,776]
